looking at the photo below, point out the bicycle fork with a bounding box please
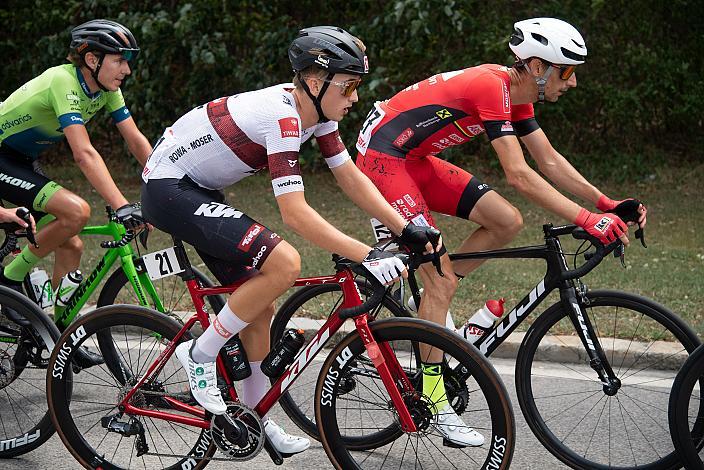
[562,287,621,395]
[353,315,418,433]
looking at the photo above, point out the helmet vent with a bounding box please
[530,32,549,46]
[561,47,585,62]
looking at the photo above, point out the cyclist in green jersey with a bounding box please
[0,20,150,304]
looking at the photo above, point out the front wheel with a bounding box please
[0,286,60,458]
[316,317,514,470]
[669,343,704,469]
[516,289,702,469]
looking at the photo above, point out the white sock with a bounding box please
[192,303,249,362]
[240,361,270,420]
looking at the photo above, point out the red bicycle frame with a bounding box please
[118,267,419,432]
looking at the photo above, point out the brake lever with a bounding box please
[613,243,626,268]
[635,227,647,248]
[432,250,444,277]
[15,207,38,248]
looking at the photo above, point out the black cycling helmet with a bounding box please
[288,26,368,123]
[289,26,369,75]
[70,19,139,91]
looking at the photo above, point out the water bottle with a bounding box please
[54,270,83,312]
[458,298,505,344]
[406,288,457,332]
[221,334,251,381]
[261,329,305,378]
[29,268,53,309]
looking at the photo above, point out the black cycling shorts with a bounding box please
[141,177,283,285]
[0,144,62,221]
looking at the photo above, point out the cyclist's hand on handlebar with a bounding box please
[115,203,145,231]
[398,221,443,254]
[597,195,647,229]
[575,208,629,246]
[361,248,408,285]
[0,207,35,234]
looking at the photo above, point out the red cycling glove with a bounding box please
[574,208,628,244]
[596,195,620,212]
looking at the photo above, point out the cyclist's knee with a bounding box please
[487,206,523,242]
[260,241,300,288]
[420,265,458,299]
[59,235,84,254]
[53,194,90,232]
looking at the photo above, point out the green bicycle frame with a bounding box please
[52,219,166,329]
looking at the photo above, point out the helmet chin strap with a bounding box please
[297,72,333,123]
[88,54,110,92]
[524,62,554,103]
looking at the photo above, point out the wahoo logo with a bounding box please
[193,202,244,218]
[238,223,263,251]
[251,245,267,268]
[288,159,297,168]
[0,174,36,190]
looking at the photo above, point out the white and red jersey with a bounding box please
[142,83,350,196]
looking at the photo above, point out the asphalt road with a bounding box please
[2,353,679,470]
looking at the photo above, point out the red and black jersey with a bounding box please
[356,64,539,159]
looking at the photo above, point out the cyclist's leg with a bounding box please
[142,176,309,452]
[415,155,521,276]
[360,151,475,445]
[0,153,89,284]
[52,235,84,289]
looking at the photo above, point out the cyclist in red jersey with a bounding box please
[356,18,648,442]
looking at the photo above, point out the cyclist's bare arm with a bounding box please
[64,124,129,209]
[520,128,603,204]
[115,116,152,167]
[493,135,584,221]
[276,190,371,262]
[330,160,407,234]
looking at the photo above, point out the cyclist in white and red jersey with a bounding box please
[356,17,648,443]
[141,26,441,455]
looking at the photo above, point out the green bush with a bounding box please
[2,0,702,176]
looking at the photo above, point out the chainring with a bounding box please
[210,402,264,460]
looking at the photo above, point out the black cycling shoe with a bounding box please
[0,270,31,327]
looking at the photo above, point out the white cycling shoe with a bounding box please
[435,403,485,447]
[264,419,310,455]
[175,340,227,415]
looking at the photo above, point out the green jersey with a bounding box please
[0,64,131,159]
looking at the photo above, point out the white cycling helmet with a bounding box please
[509,17,587,65]
[509,18,586,102]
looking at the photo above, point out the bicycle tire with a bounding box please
[669,343,704,469]
[0,286,60,458]
[317,317,514,469]
[516,289,702,469]
[46,304,216,469]
[270,279,409,446]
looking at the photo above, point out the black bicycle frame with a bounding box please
[406,223,620,389]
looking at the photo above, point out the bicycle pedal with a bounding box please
[442,438,468,449]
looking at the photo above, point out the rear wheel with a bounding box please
[46,304,216,469]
